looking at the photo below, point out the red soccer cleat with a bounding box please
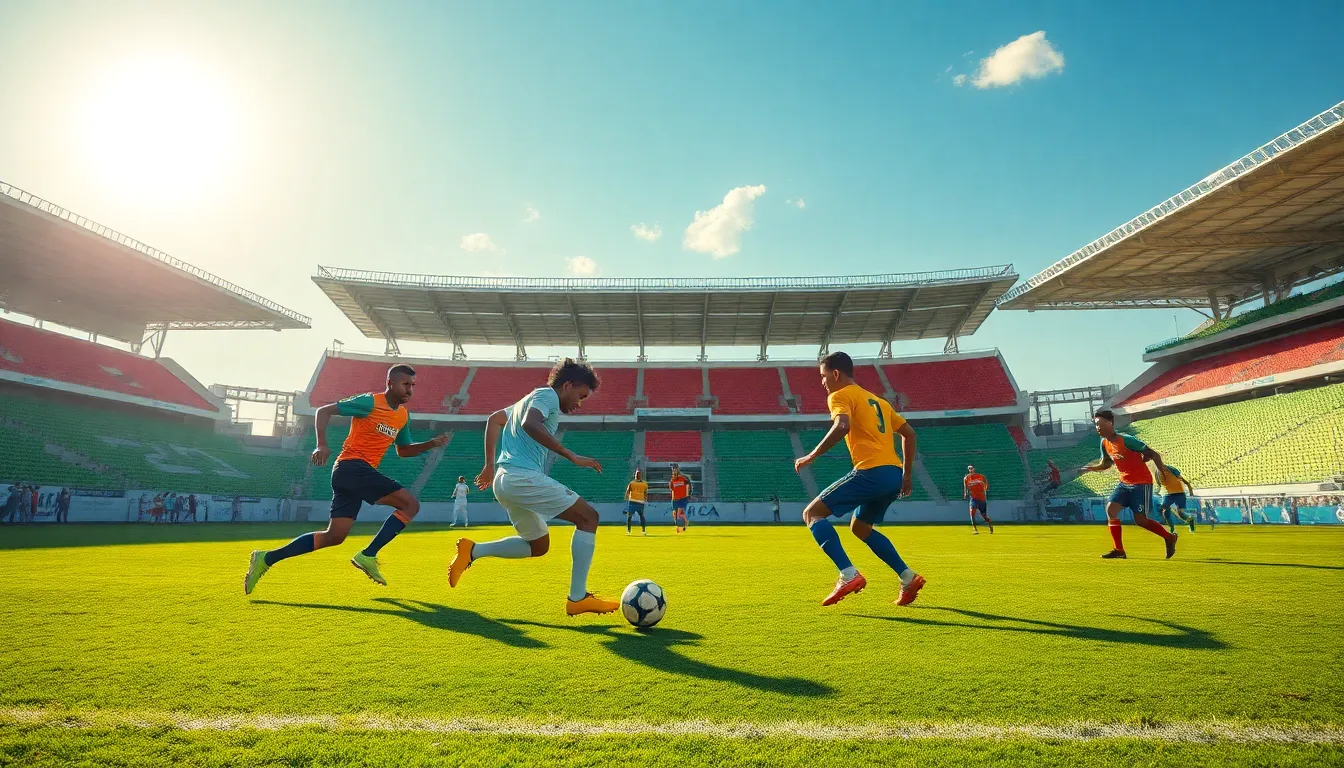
[821,572,867,606]
[895,574,926,606]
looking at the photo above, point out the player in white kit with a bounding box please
[446,359,619,616]
[450,476,470,527]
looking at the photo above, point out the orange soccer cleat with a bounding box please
[447,538,474,588]
[821,572,867,606]
[895,574,926,606]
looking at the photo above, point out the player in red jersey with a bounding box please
[1078,409,1178,560]
[963,465,994,534]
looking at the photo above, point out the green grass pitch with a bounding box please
[1,522,1342,766]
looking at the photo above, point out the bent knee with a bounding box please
[400,497,421,518]
[529,538,550,557]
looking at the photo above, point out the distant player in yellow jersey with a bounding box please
[1156,464,1196,534]
[243,365,448,594]
[625,470,649,535]
[794,352,926,607]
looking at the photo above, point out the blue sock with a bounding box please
[808,519,853,572]
[264,532,316,566]
[362,515,407,557]
[863,529,909,576]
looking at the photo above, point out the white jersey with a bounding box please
[454,483,470,504]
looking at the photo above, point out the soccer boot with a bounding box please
[566,593,619,616]
[821,572,867,606]
[1101,549,1128,559]
[1165,534,1178,560]
[243,550,270,595]
[448,538,475,587]
[895,574,926,606]
[350,552,387,586]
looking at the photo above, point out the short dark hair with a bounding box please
[820,351,854,377]
[388,364,417,380]
[1095,409,1115,422]
[548,358,600,391]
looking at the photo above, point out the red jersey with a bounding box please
[669,475,690,500]
[334,393,412,469]
[1101,434,1153,485]
[964,473,988,501]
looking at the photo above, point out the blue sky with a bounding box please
[0,0,1341,406]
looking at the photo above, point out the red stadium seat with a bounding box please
[644,431,703,461]
[578,368,637,415]
[1123,323,1344,406]
[308,357,467,414]
[458,366,550,414]
[707,368,787,414]
[642,368,703,408]
[882,358,1016,411]
[784,363,887,413]
[0,320,216,411]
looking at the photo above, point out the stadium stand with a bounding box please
[1035,382,1344,496]
[783,364,886,414]
[1146,280,1344,354]
[0,320,216,412]
[580,367,638,415]
[708,368,787,414]
[307,356,467,414]
[644,432,702,462]
[882,357,1017,411]
[641,368,703,408]
[918,424,1028,501]
[421,430,485,502]
[1,391,304,496]
[549,431,635,502]
[1123,323,1344,406]
[712,431,807,502]
[1007,425,1031,452]
[458,366,548,414]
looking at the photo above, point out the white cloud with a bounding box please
[631,223,662,241]
[786,198,806,210]
[957,31,1064,89]
[566,256,599,276]
[683,184,767,258]
[460,233,503,253]
[523,205,540,223]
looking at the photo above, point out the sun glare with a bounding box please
[78,55,245,203]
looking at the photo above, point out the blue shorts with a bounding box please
[1109,483,1153,517]
[626,501,646,516]
[969,498,988,514]
[1160,493,1186,512]
[330,460,402,519]
[819,465,904,525]
[672,498,688,512]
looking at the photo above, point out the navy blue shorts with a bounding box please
[672,498,688,512]
[626,501,646,516]
[1160,493,1186,512]
[819,465,904,525]
[969,498,988,514]
[1108,483,1153,517]
[330,460,403,519]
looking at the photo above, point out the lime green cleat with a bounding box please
[244,550,270,595]
[351,552,387,586]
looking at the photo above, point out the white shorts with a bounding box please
[492,466,580,541]
[453,500,467,512]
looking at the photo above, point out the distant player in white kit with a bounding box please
[447,359,619,616]
[450,476,470,527]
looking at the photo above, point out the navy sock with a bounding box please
[362,515,407,557]
[808,518,853,572]
[863,529,909,575]
[264,532,316,566]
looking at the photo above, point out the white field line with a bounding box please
[1,708,1341,744]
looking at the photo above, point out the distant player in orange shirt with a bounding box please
[1078,409,1177,560]
[243,364,448,594]
[963,465,994,535]
[669,464,691,533]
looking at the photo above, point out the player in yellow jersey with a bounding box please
[243,365,448,594]
[794,352,926,607]
[625,470,649,535]
[1156,463,1196,534]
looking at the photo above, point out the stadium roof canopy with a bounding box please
[0,182,311,350]
[998,101,1344,315]
[312,264,1019,360]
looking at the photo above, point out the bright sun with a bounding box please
[79,55,245,203]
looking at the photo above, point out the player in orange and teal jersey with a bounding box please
[794,352,925,607]
[669,465,691,533]
[243,364,448,594]
[963,465,993,535]
[1157,465,1196,534]
[1078,409,1178,560]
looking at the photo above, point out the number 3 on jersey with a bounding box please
[867,399,886,433]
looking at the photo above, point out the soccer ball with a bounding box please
[620,579,666,628]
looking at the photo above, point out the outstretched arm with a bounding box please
[523,408,602,472]
[795,414,849,472]
[475,409,509,489]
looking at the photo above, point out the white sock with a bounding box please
[569,529,596,602]
[840,566,858,581]
[472,536,531,561]
[899,568,915,587]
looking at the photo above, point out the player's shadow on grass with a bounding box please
[1197,558,1344,572]
[853,607,1225,650]
[252,598,548,649]
[502,620,833,698]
